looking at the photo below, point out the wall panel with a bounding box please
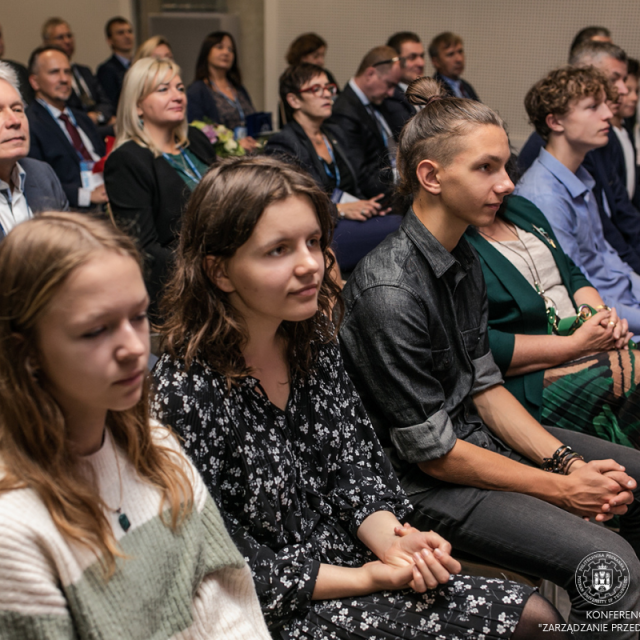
[264,0,640,149]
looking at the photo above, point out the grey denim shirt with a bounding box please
[340,209,504,493]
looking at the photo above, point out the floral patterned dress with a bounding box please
[151,341,533,639]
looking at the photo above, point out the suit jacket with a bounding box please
[517,130,640,274]
[104,127,216,316]
[0,158,69,240]
[21,157,69,213]
[27,100,106,208]
[433,72,480,101]
[97,54,128,108]
[609,126,640,211]
[380,86,415,140]
[186,79,254,125]
[4,59,35,104]
[465,195,591,420]
[67,63,115,121]
[327,83,394,198]
[264,120,362,198]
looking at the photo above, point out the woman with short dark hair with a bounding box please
[266,63,401,272]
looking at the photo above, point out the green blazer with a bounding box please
[465,195,592,420]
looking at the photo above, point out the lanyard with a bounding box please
[320,135,340,188]
[162,148,203,182]
[210,80,245,124]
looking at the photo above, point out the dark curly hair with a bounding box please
[160,156,343,383]
[524,65,614,141]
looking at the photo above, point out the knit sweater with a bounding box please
[0,424,271,640]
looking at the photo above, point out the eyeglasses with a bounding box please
[299,83,338,97]
[372,56,400,68]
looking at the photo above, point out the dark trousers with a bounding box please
[332,215,402,272]
[407,427,640,640]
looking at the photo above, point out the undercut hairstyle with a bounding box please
[569,26,611,56]
[569,40,627,67]
[397,77,506,205]
[428,32,462,59]
[355,45,399,77]
[132,35,172,64]
[279,63,326,121]
[28,45,69,76]
[0,61,22,101]
[115,57,188,156]
[194,31,242,87]
[0,212,194,578]
[387,31,421,54]
[41,17,68,43]
[628,58,639,79]
[160,156,343,381]
[286,32,327,66]
[524,66,614,141]
[105,16,130,39]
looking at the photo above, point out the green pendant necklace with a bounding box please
[109,435,131,532]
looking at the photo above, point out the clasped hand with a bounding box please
[372,523,461,593]
[561,459,636,522]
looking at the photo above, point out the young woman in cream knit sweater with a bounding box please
[0,212,270,640]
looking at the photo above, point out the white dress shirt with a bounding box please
[0,162,31,237]
[613,125,636,199]
[348,78,397,170]
[36,99,101,207]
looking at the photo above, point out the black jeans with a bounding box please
[407,427,640,640]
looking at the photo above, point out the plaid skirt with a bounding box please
[542,348,640,448]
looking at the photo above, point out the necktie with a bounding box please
[59,113,93,161]
[367,105,388,148]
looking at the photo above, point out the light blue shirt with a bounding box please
[441,75,463,98]
[514,148,640,311]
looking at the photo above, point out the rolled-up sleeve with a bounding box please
[390,408,457,463]
[340,285,457,463]
[471,350,503,395]
[470,279,504,395]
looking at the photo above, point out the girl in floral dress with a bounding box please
[151,156,567,639]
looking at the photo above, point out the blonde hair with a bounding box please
[115,57,188,157]
[133,35,173,64]
[0,212,193,577]
[41,17,68,43]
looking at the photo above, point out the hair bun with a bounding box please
[406,77,445,107]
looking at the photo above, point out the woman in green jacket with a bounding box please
[466,194,640,448]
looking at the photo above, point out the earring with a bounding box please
[26,357,40,381]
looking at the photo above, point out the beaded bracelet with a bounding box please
[542,445,585,474]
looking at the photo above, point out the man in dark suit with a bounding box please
[518,41,640,274]
[27,46,107,211]
[0,61,68,239]
[42,17,115,134]
[97,17,134,109]
[429,32,480,102]
[328,46,402,199]
[383,31,424,138]
[0,22,35,104]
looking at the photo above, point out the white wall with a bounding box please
[2,0,133,72]
[264,0,640,149]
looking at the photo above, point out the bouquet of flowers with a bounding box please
[190,120,246,157]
